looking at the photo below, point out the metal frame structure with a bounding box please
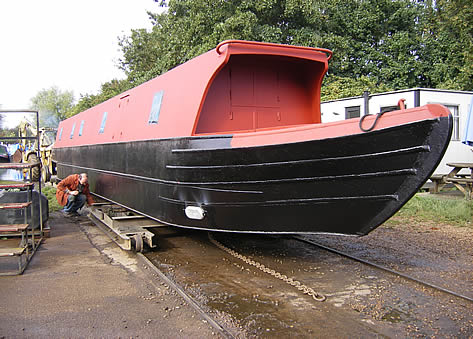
[0,110,43,275]
[88,203,160,252]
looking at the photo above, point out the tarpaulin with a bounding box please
[462,95,473,146]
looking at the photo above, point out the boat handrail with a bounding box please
[216,40,333,61]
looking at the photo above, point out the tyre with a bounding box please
[42,165,51,183]
[27,153,41,181]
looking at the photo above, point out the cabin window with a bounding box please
[444,105,459,141]
[70,122,76,139]
[58,127,63,141]
[345,106,360,119]
[99,112,108,134]
[380,104,406,113]
[148,90,164,124]
[79,120,84,136]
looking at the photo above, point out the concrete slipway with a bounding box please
[0,211,221,338]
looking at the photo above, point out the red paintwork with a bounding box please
[230,104,451,148]
[55,46,225,148]
[195,41,329,134]
[54,40,449,151]
[0,224,29,232]
[195,54,325,134]
[54,41,330,149]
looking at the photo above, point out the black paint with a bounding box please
[54,116,452,235]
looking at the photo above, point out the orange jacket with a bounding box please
[56,174,94,206]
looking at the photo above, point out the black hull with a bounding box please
[54,116,452,235]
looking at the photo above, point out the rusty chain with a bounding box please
[208,233,326,302]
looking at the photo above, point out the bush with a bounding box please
[41,185,62,212]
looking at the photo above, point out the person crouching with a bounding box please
[56,173,95,216]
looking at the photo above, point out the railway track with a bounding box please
[290,235,473,304]
[140,228,472,337]
[136,253,236,339]
[86,203,472,337]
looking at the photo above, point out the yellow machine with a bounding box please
[15,121,56,182]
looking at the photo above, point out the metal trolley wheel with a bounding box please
[131,234,144,253]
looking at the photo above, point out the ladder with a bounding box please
[0,110,44,275]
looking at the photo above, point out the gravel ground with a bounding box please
[309,213,473,337]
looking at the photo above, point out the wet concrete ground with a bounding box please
[0,212,223,338]
[146,219,473,338]
[3,208,469,337]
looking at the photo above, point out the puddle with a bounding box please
[146,230,397,337]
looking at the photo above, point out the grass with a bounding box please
[41,185,62,212]
[393,193,473,227]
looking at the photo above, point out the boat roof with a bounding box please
[54,41,331,148]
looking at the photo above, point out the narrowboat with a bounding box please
[53,40,452,235]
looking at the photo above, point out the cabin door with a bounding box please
[230,61,282,130]
[116,94,130,141]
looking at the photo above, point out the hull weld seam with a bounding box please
[58,162,416,186]
[159,194,399,207]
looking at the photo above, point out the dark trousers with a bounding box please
[63,193,86,213]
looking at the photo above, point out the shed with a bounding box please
[321,88,473,174]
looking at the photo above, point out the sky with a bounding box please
[0,0,162,110]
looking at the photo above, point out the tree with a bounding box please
[82,0,472,114]
[321,75,393,102]
[30,87,74,127]
[0,114,16,138]
[118,28,162,84]
[119,1,436,90]
[66,79,132,117]
[421,0,473,90]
